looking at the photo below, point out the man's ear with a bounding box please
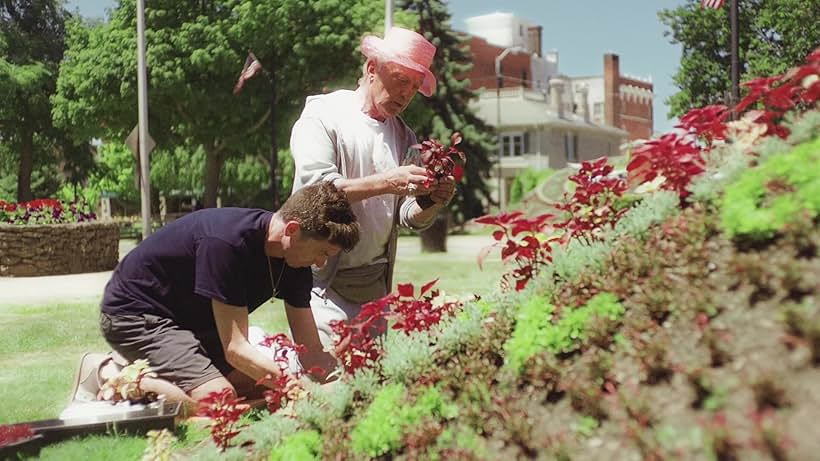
[366,58,378,77]
[284,220,301,237]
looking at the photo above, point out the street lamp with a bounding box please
[494,46,526,211]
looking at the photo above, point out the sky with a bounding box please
[66,0,688,134]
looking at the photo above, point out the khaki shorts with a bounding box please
[100,312,230,393]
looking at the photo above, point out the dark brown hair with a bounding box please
[278,182,359,251]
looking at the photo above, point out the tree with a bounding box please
[54,0,383,208]
[0,0,79,202]
[397,0,495,252]
[659,0,820,118]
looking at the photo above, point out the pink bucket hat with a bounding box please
[361,27,437,97]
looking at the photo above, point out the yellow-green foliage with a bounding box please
[350,384,457,458]
[505,293,625,372]
[721,137,820,240]
[268,430,322,461]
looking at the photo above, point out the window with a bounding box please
[564,133,578,162]
[501,132,525,157]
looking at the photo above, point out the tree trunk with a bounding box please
[203,149,224,208]
[420,212,448,253]
[16,127,34,202]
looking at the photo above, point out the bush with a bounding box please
[509,167,554,204]
[720,137,820,240]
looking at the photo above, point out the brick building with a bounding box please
[463,13,654,142]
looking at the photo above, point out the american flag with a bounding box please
[233,52,263,94]
[701,0,725,8]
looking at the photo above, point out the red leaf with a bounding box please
[453,164,463,182]
[397,283,415,298]
[420,279,438,296]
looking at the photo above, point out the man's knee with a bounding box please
[189,376,236,401]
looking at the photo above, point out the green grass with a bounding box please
[0,241,504,458]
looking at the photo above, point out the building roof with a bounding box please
[470,87,628,137]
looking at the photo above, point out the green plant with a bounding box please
[573,416,600,437]
[505,293,625,372]
[349,384,456,458]
[720,137,820,240]
[268,430,322,461]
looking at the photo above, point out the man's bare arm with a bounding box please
[285,303,339,383]
[212,300,285,382]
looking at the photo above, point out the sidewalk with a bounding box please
[0,235,496,307]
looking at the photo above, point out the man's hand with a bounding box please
[429,176,456,206]
[384,165,433,196]
[300,351,340,384]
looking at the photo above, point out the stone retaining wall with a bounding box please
[0,222,120,277]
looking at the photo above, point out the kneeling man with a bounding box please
[99,182,358,407]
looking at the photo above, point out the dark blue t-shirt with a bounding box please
[101,208,312,332]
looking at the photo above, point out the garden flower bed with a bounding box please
[5,49,818,460]
[0,199,118,276]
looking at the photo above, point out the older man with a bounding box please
[290,27,456,346]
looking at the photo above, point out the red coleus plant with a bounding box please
[386,279,466,334]
[413,132,467,183]
[475,211,561,291]
[627,132,705,199]
[735,47,820,139]
[330,301,388,374]
[196,388,250,452]
[627,48,819,199]
[0,423,36,448]
[677,104,731,147]
[554,157,629,241]
[255,333,323,414]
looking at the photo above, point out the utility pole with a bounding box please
[136,0,151,239]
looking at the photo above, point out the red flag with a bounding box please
[233,52,263,94]
[701,0,725,8]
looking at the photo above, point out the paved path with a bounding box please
[0,235,497,307]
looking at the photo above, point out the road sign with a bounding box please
[125,125,155,157]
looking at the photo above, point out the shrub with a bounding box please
[509,167,554,204]
[720,137,820,240]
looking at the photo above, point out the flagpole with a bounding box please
[730,0,739,113]
[269,67,279,210]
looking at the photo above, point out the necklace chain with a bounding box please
[267,257,285,298]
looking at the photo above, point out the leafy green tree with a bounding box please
[397,0,495,251]
[659,0,820,118]
[0,0,83,202]
[54,0,383,208]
